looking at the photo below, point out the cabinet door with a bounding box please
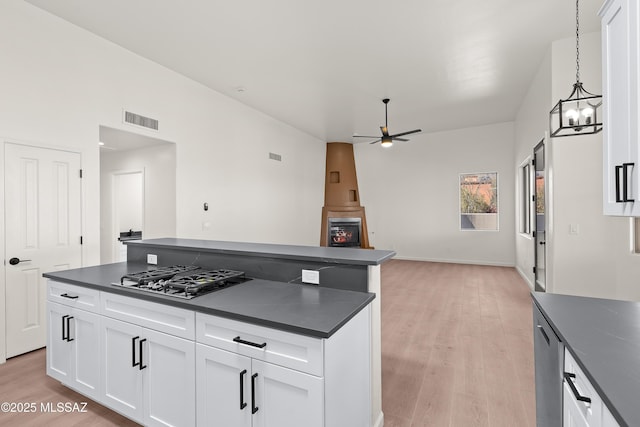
[46,302,72,383]
[563,381,590,427]
[252,359,323,427]
[68,307,101,400]
[143,328,196,427]
[602,0,639,215]
[196,344,252,427]
[102,317,144,423]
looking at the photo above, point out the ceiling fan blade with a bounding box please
[389,129,422,138]
[393,138,409,142]
[353,135,382,138]
[380,126,389,137]
[369,139,382,144]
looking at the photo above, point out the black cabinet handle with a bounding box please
[9,257,31,265]
[132,336,140,367]
[536,324,550,346]
[623,163,635,202]
[616,164,623,202]
[240,369,247,410]
[563,372,592,404]
[60,293,79,300]
[65,316,74,342]
[233,336,267,349]
[62,315,68,341]
[251,373,259,414]
[139,338,147,370]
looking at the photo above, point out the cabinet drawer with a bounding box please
[48,280,100,311]
[101,292,195,340]
[196,313,323,376]
[564,348,602,425]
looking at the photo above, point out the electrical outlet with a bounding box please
[147,254,158,265]
[302,269,320,285]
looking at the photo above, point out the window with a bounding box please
[459,172,498,231]
[520,162,531,234]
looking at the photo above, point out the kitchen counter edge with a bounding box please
[43,262,375,339]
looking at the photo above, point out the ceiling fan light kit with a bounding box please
[353,98,421,147]
[549,0,603,138]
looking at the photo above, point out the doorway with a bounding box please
[99,126,176,264]
[534,140,546,292]
[4,142,83,358]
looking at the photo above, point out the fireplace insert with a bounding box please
[328,218,361,247]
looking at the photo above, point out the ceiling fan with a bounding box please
[353,98,421,147]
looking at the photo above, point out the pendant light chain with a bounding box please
[575,0,580,83]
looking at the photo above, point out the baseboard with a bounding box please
[372,410,384,427]
[515,265,535,291]
[392,255,514,268]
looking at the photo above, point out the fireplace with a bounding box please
[328,218,361,247]
[320,143,371,248]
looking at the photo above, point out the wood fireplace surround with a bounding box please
[320,142,372,249]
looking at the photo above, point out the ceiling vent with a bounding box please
[123,110,159,131]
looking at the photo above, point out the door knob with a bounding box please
[9,257,31,265]
[539,241,546,246]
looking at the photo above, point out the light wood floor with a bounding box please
[381,260,535,427]
[0,260,535,426]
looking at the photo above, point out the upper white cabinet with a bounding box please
[601,0,640,215]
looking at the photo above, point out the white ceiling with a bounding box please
[25,0,603,143]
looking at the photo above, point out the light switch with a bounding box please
[147,254,158,265]
[570,224,579,235]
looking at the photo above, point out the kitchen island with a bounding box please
[43,239,394,427]
[532,292,640,427]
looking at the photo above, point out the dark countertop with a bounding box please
[125,238,396,266]
[532,292,640,427]
[43,262,374,338]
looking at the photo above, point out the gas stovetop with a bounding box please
[113,265,249,299]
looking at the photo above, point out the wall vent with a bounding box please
[269,152,282,161]
[123,110,159,131]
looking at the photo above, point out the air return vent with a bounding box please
[123,110,159,131]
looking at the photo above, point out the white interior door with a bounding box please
[4,143,82,358]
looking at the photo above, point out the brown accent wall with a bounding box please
[320,143,371,248]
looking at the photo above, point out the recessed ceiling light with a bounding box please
[98,142,105,146]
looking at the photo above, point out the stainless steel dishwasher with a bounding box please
[533,301,564,427]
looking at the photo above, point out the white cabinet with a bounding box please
[47,278,372,427]
[196,307,371,427]
[563,348,620,427]
[46,300,101,400]
[196,344,323,427]
[600,0,640,215]
[101,314,196,427]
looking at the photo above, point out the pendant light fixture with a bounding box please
[549,0,602,137]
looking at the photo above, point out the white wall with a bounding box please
[100,143,178,264]
[0,0,325,361]
[355,122,516,266]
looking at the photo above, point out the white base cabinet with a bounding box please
[101,311,196,427]
[47,279,372,427]
[46,300,101,401]
[563,348,620,427]
[196,306,371,427]
[196,344,323,427]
